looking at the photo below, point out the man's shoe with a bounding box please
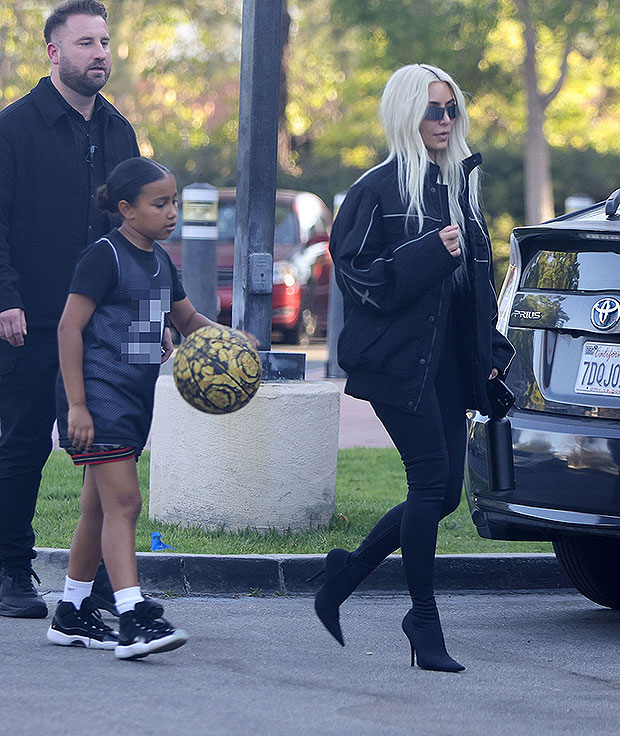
[115,599,188,660]
[0,563,48,618]
[90,562,119,616]
[46,597,118,650]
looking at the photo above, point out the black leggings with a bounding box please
[350,335,467,605]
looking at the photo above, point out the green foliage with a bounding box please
[3,1,620,231]
[35,449,551,555]
[101,0,243,188]
[332,0,501,82]
[0,1,49,106]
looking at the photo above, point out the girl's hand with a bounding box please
[243,331,259,349]
[489,368,499,380]
[161,326,174,364]
[68,404,94,450]
[439,225,461,257]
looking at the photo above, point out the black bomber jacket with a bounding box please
[329,155,515,415]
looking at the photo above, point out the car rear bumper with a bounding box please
[465,409,620,540]
[217,285,300,329]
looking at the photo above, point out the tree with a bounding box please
[509,0,620,223]
[0,1,49,105]
[101,0,243,188]
[329,0,620,224]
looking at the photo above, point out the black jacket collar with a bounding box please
[30,77,122,128]
[427,153,482,183]
[463,152,482,175]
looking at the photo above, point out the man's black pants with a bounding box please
[0,329,58,564]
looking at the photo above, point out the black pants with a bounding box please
[350,333,467,605]
[0,329,59,564]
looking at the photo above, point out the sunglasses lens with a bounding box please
[424,104,458,121]
[425,106,444,120]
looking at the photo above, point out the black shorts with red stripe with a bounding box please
[66,445,138,466]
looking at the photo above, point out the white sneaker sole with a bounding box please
[115,629,188,660]
[47,626,118,650]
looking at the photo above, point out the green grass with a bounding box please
[35,448,551,555]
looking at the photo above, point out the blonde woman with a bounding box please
[312,64,514,672]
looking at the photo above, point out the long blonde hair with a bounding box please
[378,64,481,244]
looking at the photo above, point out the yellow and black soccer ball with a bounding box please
[173,325,261,414]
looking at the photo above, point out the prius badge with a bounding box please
[591,297,620,331]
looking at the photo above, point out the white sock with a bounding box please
[114,586,144,615]
[63,576,94,609]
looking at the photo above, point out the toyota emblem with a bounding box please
[591,297,620,331]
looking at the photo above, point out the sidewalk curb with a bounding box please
[35,548,573,596]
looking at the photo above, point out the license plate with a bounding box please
[575,341,620,396]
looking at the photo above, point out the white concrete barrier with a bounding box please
[149,375,340,533]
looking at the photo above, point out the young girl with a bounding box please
[48,157,223,660]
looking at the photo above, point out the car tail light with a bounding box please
[496,233,521,335]
[273,260,297,287]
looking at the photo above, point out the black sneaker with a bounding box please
[0,563,48,618]
[90,562,119,616]
[115,599,188,660]
[46,597,118,650]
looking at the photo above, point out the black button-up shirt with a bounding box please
[49,81,108,243]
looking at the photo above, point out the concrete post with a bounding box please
[149,376,340,532]
[181,184,219,320]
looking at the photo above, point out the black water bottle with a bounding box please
[486,416,515,491]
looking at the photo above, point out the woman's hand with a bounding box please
[68,404,94,450]
[489,368,499,380]
[439,225,461,257]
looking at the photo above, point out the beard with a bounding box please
[58,57,111,97]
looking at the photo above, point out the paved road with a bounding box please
[2,591,619,736]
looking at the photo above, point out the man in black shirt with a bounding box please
[0,1,143,618]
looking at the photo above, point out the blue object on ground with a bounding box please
[150,531,174,551]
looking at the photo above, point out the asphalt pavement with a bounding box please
[8,342,620,735]
[1,592,619,736]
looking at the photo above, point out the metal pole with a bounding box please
[181,184,219,320]
[233,0,304,380]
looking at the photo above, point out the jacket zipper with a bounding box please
[414,184,449,411]
[414,282,444,412]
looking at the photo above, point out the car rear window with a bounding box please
[217,202,298,244]
[521,250,620,291]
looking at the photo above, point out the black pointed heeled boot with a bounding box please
[401,605,465,672]
[309,548,372,646]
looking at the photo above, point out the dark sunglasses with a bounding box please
[424,103,458,121]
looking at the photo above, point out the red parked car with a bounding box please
[162,188,332,344]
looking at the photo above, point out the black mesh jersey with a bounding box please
[56,229,185,450]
